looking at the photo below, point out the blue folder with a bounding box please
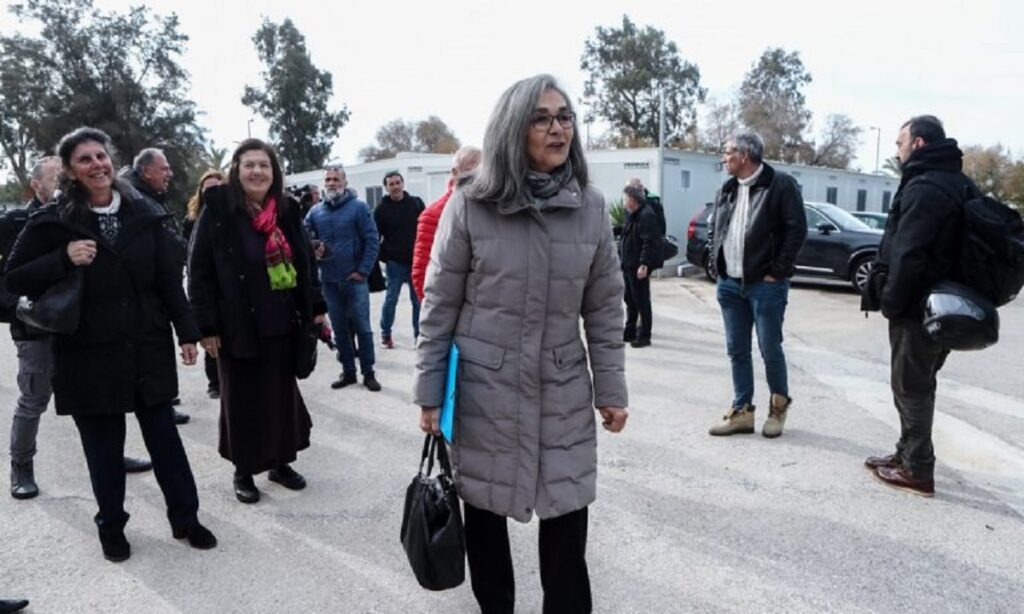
[440,344,459,443]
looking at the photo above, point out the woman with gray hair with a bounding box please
[414,74,628,613]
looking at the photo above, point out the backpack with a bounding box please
[0,207,33,323]
[921,177,1024,307]
[956,194,1024,306]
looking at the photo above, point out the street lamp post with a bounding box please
[869,126,881,173]
[247,118,254,139]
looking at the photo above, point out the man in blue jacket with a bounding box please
[305,165,382,391]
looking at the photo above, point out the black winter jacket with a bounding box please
[187,185,326,358]
[708,163,807,284]
[0,197,49,341]
[373,192,424,265]
[877,139,972,320]
[4,187,200,415]
[619,202,663,271]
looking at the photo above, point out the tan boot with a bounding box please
[708,404,756,436]
[762,394,791,438]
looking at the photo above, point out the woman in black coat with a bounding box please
[187,139,326,504]
[4,127,216,562]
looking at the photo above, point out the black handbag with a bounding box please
[368,260,385,293]
[400,434,465,591]
[294,321,320,379]
[16,267,84,334]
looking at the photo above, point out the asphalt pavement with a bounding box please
[1,275,1022,613]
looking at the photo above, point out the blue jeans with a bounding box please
[323,280,375,377]
[380,260,420,338]
[716,276,790,408]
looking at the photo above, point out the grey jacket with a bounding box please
[413,180,627,522]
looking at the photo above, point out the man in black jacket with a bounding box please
[706,133,807,439]
[1,158,151,499]
[374,171,424,348]
[127,148,190,425]
[865,116,968,497]
[619,185,662,348]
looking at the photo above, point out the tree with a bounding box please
[581,15,706,147]
[0,0,205,213]
[962,144,1018,202]
[243,18,349,173]
[359,117,461,162]
[698,97,742,153]
[738,48,813,163]
[199,142,229,172]
[881,156,902,177]
[807,114,862,169]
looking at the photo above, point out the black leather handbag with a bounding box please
[400,434,465,591]
[16,267,84,334]
[368,260,386,293]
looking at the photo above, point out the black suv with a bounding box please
[687,201,882,291]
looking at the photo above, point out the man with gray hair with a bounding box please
[126,147,190,424]
[0,157,153,498]
[706,133,807,438]
[411,145,482,301]
[305,165,382,391]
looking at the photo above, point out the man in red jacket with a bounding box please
[411,146,481,301]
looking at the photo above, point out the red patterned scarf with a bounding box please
[250,196,297,290]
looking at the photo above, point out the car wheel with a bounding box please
[702,250,715,282]
[850,256,874,292]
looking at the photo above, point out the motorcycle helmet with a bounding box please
[923,281,999,351]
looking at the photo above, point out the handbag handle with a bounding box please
[417,433,454,479]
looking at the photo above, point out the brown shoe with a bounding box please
[864,453,901,471]
[708,404,756,436]
[762,393,791,439]
[873,465,935,497]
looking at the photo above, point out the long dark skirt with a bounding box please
[218,334,312,474]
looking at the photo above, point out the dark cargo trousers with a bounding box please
[9,339,53,464]
[889,319,950,480]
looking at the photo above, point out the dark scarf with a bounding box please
[249,196,297,291]
[525,160,574,204]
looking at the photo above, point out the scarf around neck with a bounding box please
[525,160,574,204]
[250,196,297,291]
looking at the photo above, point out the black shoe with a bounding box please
[10,460,38,500]
[173,409,190,425]
[172,522,218,550]
[0,598,29,613]
[267,464,307,491]
[630,338,651,348]
[330,372,358,389]
[170,397,182,406]
[623,331,637,343]
[99,530,131,563]
[233,472,260,504]
[364,375,382,392]
[207,387,220,399]
[123,456,152,474]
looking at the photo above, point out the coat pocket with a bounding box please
[552,338,586,369]
[455,335,505,370]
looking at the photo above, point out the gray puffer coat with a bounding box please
[413,179,627,522]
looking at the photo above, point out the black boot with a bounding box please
[233,471,260,504]
[0,598,29,613]
[10,460,38,500]
[99,530,131,562]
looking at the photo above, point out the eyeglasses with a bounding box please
[530,112,575,132]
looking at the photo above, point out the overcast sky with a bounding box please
[3,0,1022,173]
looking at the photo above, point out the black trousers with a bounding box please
[72,402,200,535]
[889,319,949,480]
[623,271,652,341]
[204,351,219,392]
[464,502,591,614]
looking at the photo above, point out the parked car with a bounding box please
[685,203,714,280]
[687,201,882,291]
[851,211,888,230]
